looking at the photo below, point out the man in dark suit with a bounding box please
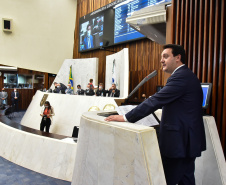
[53,82,67,94]
[11,88,20,111]
[96,83,106,97]
[76,85,85,95]
[83,24,94,50]
[85,84,95,96]
[105,44,206,185]
[108,83,120,97]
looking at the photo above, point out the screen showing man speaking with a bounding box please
[79,16,104,51]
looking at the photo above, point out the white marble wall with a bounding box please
[21,90,122,136]
[51,58,99,92]
[195,116,226,185]
[0,122,77,181]
[105,48,129,98]
[71,111,166,185]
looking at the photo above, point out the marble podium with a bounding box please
[72,110,226,185]
[71,111,166,185]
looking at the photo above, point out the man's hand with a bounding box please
[104,115,125,122]
[40,114,43,116]
[15,97,17,99]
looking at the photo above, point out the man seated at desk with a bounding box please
[96,83,106,97]
[65,84,74,95]
[85,84,95,96]
[108,83,120,97]
[76,85,85,95]
[53,82,67,94]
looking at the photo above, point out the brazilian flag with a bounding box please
[68,65,73,90]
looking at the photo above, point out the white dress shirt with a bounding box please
[171,64,185,75]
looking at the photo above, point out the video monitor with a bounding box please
[114,0,171,44]
[201,83,212,109]
[79,15,104,51]
[78,0,172,52]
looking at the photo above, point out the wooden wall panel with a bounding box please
[4,89,34,110]
[73,0,165,100]
[74,0,226,154]
[0,66,50,110]
[172,0,226,154]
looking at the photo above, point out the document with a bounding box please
[116,105,159,126]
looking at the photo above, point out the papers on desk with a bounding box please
[116,105,159,127]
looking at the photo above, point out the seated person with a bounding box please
[0,88,8,109]
[85,84,95,96]
[76,85,85,95]
[65,84,74,95]
[96,83,106,97]
[53,82,67,94]
[108,83,120,97]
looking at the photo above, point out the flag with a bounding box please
[68,65,73,90]
[112,59,116,85]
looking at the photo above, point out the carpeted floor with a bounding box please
[0,110,71,185]
[6,111,26,124]
[0,157,70,185]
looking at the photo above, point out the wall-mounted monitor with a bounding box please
[79,15,104,51]
[78,0,171,52]
[201,83,212,109]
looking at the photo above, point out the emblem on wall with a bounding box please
[40,94,48,107]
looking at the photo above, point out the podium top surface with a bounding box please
[82,111,155,133]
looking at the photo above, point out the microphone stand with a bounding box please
[124,70,161,124]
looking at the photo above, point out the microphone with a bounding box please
[127,70,157,100]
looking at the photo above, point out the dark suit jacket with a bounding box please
[85,89,95,96]
[83,35,94,50]
[11,91,20,101]
[77,89,85,95]
[108,89,120,97]
[96,89,106,97]
[125,65,206,158]
[53,83,67,94]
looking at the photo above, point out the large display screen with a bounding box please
[79,15,104,51]
[79,0,171,52]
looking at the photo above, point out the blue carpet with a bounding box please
[0,157,70,185]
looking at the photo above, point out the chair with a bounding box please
[103,104,115,111]
[88,106,100,112]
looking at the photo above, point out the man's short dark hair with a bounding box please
[77,85,81,88]
[87,24,91,30]
[163,44,186,64]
